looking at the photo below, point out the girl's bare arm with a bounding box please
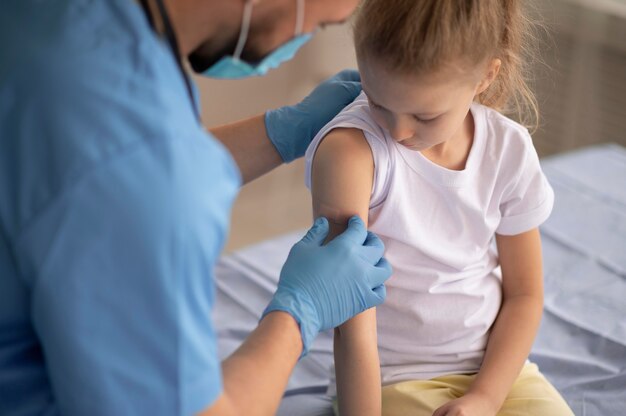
[465,228,545,411]
[311,127,381,416]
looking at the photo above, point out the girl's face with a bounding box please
[359,56,497,152]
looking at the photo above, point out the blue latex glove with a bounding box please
[263,216,392,355]
[265,69,362,163]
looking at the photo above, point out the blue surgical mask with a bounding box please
[203,0,312,79]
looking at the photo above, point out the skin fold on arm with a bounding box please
[311,127,381,416]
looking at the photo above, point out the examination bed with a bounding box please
[213,144,626,415]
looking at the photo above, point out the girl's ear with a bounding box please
[476,58,502,94]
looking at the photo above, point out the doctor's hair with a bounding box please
[353,0,540,132]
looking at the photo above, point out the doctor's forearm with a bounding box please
[210,115,283,184]
[199,311,302,416]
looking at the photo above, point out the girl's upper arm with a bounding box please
[495,228,544,299]
[313,130,381,416]
[311,127,375,238]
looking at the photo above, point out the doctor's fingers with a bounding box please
[333,69,361,83]
[330,216,368,247]
[300,217,330,245]
[363,230,385,252]
[370,284,387,305]
[354,231,387,265]
[367,257,392,289]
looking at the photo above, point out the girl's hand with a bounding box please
[432,392,500,416]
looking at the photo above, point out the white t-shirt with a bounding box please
[305,92,554,386]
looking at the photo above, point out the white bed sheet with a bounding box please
[214,144,626,415]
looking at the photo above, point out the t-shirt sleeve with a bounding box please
[496,136,554,235]
[17,138,235,415]
[304,100,391,209]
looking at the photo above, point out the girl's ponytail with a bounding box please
[478,0,540,132]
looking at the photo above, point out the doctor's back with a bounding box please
[0,1,240,414]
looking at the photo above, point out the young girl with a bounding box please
[304,1,575,415]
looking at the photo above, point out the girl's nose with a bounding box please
[387,117,414,142]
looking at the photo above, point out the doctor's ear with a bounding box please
[476,58,502,95]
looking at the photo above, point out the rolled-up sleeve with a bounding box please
[497,142,554,236]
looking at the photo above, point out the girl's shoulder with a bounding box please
[304,92,393,208]
[311,91,390,146]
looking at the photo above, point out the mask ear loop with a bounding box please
[233,1,254,61]
[295,0,305,36]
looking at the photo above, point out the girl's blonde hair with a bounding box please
[354,0,539,131]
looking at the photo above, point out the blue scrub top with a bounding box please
[0,1,241,414]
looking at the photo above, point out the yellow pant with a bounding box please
[333,363,574,416]
[380,363,574,416]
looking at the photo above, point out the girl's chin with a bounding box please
[400,141,429,151]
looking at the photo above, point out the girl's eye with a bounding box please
[413,115,438,123]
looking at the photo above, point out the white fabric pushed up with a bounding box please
[304,92,554,386]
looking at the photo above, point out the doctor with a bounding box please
[0,0,391,415]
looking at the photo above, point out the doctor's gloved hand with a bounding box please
[262,216,392,356]
[264,69,361,163]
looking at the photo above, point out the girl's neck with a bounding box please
[421,110,475,171]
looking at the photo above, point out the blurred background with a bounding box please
[195,0,626,252]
